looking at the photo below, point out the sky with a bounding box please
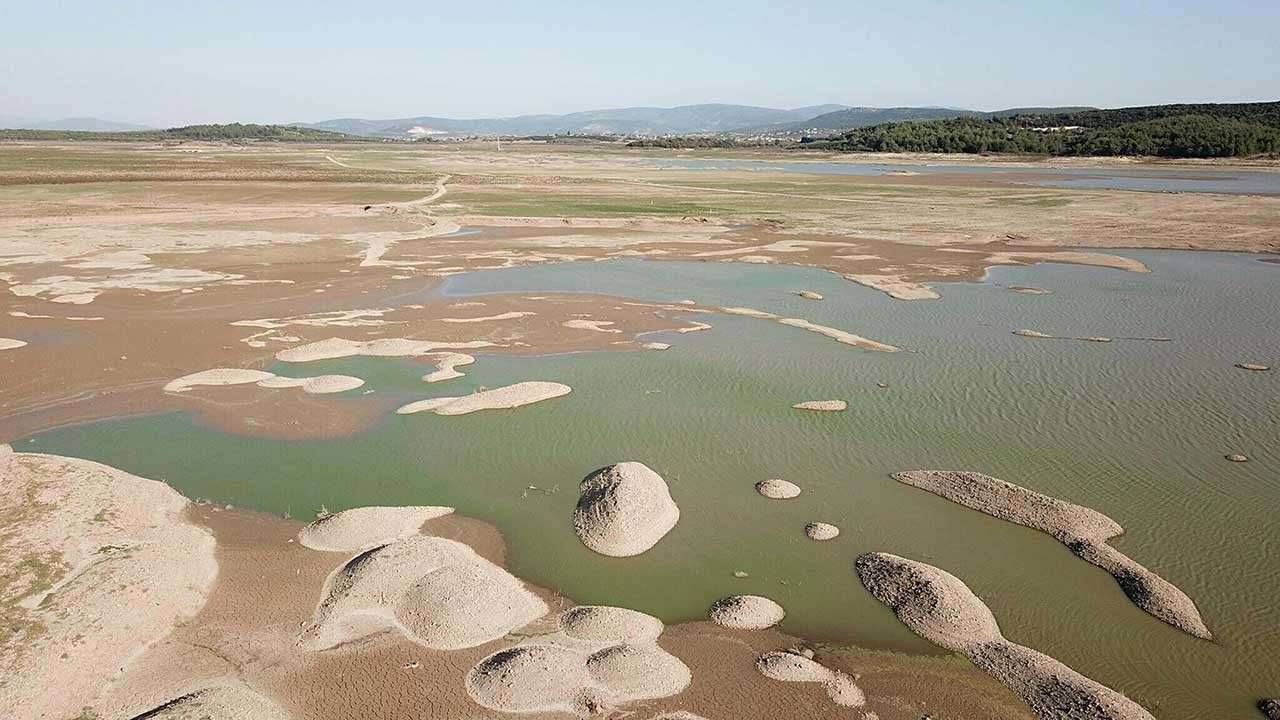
[3,0,1278,127]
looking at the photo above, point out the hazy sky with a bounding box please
[4,0,1278,126]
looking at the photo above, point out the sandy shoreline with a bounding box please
[0,448,1038,720]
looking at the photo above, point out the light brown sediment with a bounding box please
[125,682,291,720]
[856,552,1157,720]
[396,381,572,415]
[709,595,786,630]
[297,506,455,552]
[892,470,1212,639]
[574,462,680,557]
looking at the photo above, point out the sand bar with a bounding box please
[857,552,1156,720]
[298,505,455,552]
[276,337,495,363]
[422,352,476,382]
[893,470,1211,639]
[396,381,572,415]
[793,400,847,412]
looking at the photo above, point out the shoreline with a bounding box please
[0,446,1033,719]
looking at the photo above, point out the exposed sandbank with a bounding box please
[709,595,786,630]
[794,290,823,300]
[793,400,847,412]
[844,274,941,300]
[302,533,548,651]
[757,478,802,499]
[1235,362,1270,371]
[277,337,496,363]
[574,462,680,557]
[298,506,455,552]
[893,470,1211,639]
[805,522,841,540]
[396,381,572,415]
[756,649,865,708]
[0,337,27,350]
[0,446,217,719]
[164,368,364,395]
[718,306,900,352]
[856,552,1157,720]
[421,352,475,382]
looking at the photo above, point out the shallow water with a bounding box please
[20,252,1279,719]
[645,157,1280,195]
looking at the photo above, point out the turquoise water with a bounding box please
[645,157,1280,195]
[19,252,1279,719]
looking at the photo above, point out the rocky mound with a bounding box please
[793,400,847,412]
[856,552,1156,720]
[466,604,689,715]
[892,470,1211,639]
[805,522,840,541]
[559,605,665,644]
[396,381,572,415]
[297,506,454,552]
[303,535,547,651]
[756,478,801,499]
[757,650,865,707]
[708,595,785,630]
[573,462,680,557]
[1259,699,1280,720]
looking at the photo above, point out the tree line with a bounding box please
[804,107,1280,158]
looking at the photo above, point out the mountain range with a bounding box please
[294,104,1098,138]
[0,116,155,132]
[1,104,1101,139]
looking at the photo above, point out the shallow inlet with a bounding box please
[21,251,1279,720]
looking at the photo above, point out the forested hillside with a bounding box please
[802,103,1280,158]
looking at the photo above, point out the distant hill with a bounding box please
[0,123,366,142]
[14,117,156,132]
[802,102,1280,158]
[296,104,854,138]
[751,106,1096,133]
